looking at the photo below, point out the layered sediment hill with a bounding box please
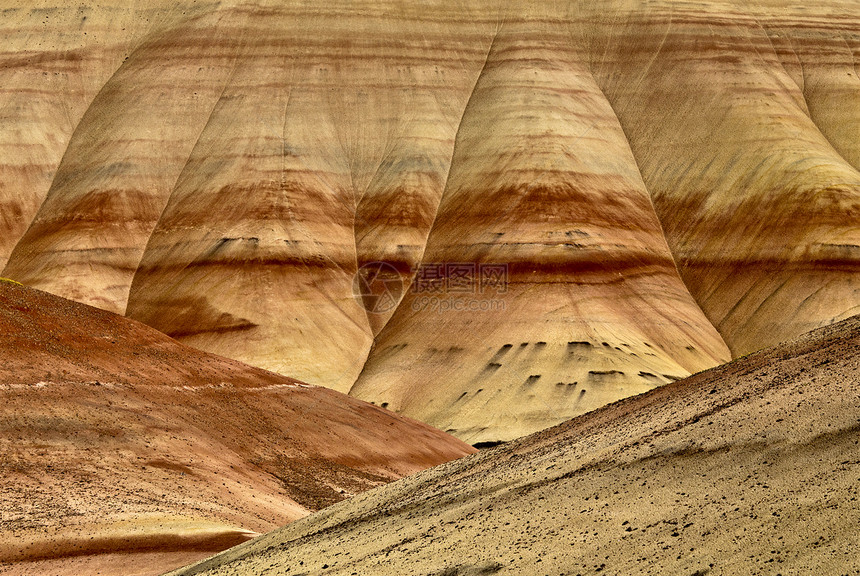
[588,1,860,357]
[349,7,731,443]
[0,281,473,576]
[166,313,860,576]
[1,0,858,442]
[0,1,228,273]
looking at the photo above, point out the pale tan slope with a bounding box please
[788,15,860,173]
[585,0,860,356]
[350,4,731,444]
[0,3,124,271]
[124,0,502,391]
[0,1,222,272]
[167,313,860,576]
[0,281,474,576]
[2,2,248,314]
[0,0,857,440]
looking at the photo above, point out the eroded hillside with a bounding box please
[0,282,472,576]
[1,0,857,441]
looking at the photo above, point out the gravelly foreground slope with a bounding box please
[167,313,860,576]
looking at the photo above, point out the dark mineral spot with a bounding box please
[472,441,506,450]
[433,561,505,576]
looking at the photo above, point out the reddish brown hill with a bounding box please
[0,280,473,576]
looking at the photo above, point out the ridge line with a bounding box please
[124,8,248,315]
[346,19,504,396]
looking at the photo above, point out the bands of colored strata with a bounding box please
[1,0,857,440]
[585,1,860,356]
[3,3,245,312]
[0,2,198,271]
[124,1,502,391]
[349,4,732,443]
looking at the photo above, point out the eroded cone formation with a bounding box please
[2,0,858,442]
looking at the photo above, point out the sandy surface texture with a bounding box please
[168,313,860,576]
[0,281,474,575]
